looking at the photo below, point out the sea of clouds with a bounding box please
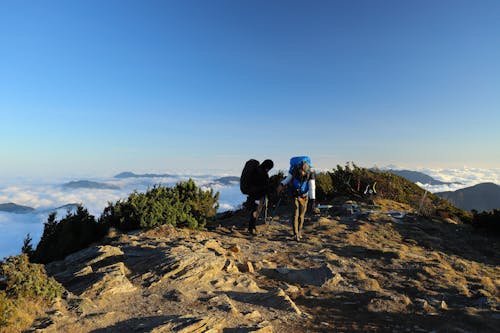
[1,167,499,260]
[0,174,246,259]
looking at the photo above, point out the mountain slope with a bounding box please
[114,171,173,178]
[436,182,500,212]
[387,169,460,185]
[0,202,35,214]
[62,180,120,190]
[27,199,499,333]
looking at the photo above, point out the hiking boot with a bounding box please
[249,228,258,236]
[294,234,300,242]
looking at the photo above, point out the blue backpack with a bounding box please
[289,156,312,196]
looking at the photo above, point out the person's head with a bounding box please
[295,161,310,177]
[260,159,274,173]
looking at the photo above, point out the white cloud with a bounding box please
[0,174,245,259]
[420,168,500,192]
[4,167,495,259]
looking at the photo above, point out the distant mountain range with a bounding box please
[62,180,120,190]
[114,172,174,179]
[0,203,35,214]
[386,169,462,185]
[0,202,81,214]
[212,176,240,186]
[436,182,500,212]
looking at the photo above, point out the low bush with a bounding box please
[0,254,64,331]
[314,163,472,223]
[472,209,500,235]
[33,206,107,264]
[101,179,219,231]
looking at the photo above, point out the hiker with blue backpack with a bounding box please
[277,156,318,241]
[240,159,274,235]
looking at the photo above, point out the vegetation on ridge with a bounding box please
[0,254,63,332]
[32,206,107,264]
[271,163,472,224]
[101,179,219,230]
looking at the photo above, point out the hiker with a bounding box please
[240,159,274,235]
[277,156,317,241]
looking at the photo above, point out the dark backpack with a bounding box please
[240,159,259,195]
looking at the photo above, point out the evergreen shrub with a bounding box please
[101,179,219,231]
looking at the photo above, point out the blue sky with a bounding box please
[1,0,499,177]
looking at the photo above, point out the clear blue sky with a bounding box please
[1,0,499,177]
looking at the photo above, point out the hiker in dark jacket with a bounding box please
[243,159,274,235]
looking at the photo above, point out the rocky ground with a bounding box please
[28,199,499,332]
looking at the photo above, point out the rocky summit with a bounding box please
[27,199,499,332]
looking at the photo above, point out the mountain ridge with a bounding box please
[62,180,120,190]
[20,198,500,333]
[0,202,35,214]
[436,182,500,212]
[386,169,462,185]
[114,171,174,179]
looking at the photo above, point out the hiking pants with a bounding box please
[248,196,265,231]
[292,196,308,236]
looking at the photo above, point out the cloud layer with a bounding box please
[0,174,245,259]
[1,168,498,259]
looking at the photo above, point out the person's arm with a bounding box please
[277,173,292,194]
[281,173,292,186]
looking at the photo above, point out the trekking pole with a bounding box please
[264,195,269,224]
[269,197,282,224]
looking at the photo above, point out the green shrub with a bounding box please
[0,254,64,331]
[319,163,472,223]
[315,171,334,202]
[21,233,34,257]
[472,209,500,234]
[101,179,219,231]
[33,206,108,264]
[0,254,63,301]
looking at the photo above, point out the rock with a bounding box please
[262,264,342,288]
[150,315,226,333]
[155,245,227,289]
[252,325,274,333]
[281,283,300,294]
[229,245,241,253]
[209,294,240,316]
[357,278,381,291]
[66,296,98,317]
[243,310,262,320]
[164,289,189,303]
[414,298,434,312]
[240,261,255,273]
[81,262,136,298]
[74,265,93,278]
[367,294,412,313]
[257,288,302,315]
[224,259,240,274]
[203,239,226,256]
[46,245,126,286]
[253,261,264,271]
[211,275,263,293]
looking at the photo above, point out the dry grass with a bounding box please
[0,298,46,333]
